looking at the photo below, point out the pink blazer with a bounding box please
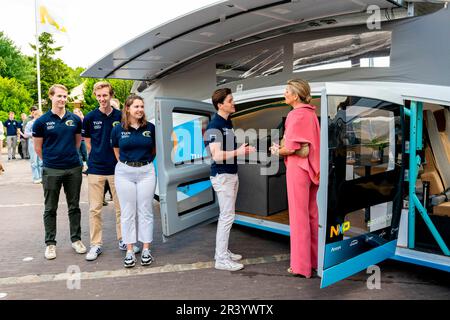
[283,105,321,185]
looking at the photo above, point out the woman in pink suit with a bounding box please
[270,79,320,278]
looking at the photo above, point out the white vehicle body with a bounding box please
[82,0,450,288]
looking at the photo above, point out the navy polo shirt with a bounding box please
[111,122,156,163]
[3,120,19,136]
[32,110,82,169]
[82,108,122,175]
[204,113,238,176]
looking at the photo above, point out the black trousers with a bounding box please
[42,166,83,245]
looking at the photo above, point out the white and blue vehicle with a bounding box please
[82,0,450,288]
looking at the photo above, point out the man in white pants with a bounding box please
[205,88,255,271]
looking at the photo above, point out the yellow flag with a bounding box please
[38,4,67,34]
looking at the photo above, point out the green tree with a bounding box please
[0,32,34,83]
[0,76,34,122]
[30,32,62,60]
[29,32,84,110]
[81,78,133,113]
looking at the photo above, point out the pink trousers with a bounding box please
[286,164,319,278]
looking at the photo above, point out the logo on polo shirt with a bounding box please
[142,131,151,137]
[93,121,102,130]
[65,120,75,127]
[121,132,131,138]
[112,121,120,127]
[46,121,55,130]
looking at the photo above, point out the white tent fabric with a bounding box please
[134,7,450,112]
[82,0,402,81]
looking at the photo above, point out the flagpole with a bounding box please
[34,0,42,112]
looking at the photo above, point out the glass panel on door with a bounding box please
[155,98,219,237]
[321,93,405,288]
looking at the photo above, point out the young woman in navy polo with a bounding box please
[111,94,156,268]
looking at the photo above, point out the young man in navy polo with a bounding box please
[3,112,19,160]
[33,84,87,260]
[82,82,138,261]
[204,88,255,271]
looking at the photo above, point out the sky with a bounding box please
[0,0,221,68]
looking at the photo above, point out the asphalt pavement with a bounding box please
[0,150,449,301]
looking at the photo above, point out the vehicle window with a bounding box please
[176,179,215,216]
[216,46,284,86]
[293,31,391,72]
[324,95,404,270]
[172,111,210,166]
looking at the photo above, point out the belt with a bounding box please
[122,161,151,167]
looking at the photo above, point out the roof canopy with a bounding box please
[81,0,401,81]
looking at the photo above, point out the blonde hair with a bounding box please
[48,84,68,97]
[286,79,312,104]
[93,81,114,96]
[121,94,147,131]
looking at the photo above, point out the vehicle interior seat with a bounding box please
[422,109,450,217]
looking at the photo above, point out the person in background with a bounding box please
[204,88,255,272]
[103,180,113,206]
[110,98,121,110]
[21,106,37,134]
[4,112,19,161]
[111,94,156,268]
[24,109,43,183]
[73,107,88,172]
[33,84,87,260]
[18,112,30,159]
[270,79,320,278]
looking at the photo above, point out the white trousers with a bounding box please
[114,161,156,245]
[210,173,239,261]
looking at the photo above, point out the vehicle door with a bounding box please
[155,97,219,237]
[318,83,406,288]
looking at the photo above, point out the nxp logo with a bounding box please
[330,221,351,238]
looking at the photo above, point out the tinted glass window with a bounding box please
[216,46,284,86]
[293,31,391,73]
[324,95,404,270]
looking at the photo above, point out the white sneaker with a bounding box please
[45,245,56,260]
[86,246,102,261]
[228,250,242,261]
[140,249,153,266]
[215,259,244,271]
[124,251,136,268]
[71,240,87,254]
[118,240,140,253]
